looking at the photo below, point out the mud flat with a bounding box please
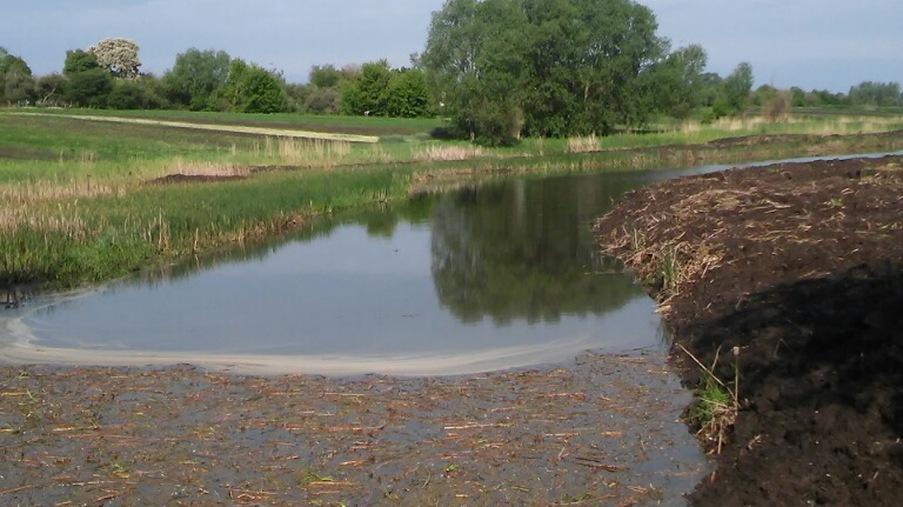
[0,351,706,505]
[595,155,903,505]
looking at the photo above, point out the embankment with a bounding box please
[595,155,903,505]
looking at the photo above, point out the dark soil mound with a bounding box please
[595,155,903,505]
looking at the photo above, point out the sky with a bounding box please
[1,0,900,92]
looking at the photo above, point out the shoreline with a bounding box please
[5,128,903,291]
[595,155,903,504]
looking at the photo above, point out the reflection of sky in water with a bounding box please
[15,152,901,365]
[26,222,657,355]
[29,159,809,358]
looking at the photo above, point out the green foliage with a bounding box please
[305,86,341,114]
[309,64,343,88]
[35,73,67,105]
[723,62,754,113]
[688,377,732,428]
[164,48,232,111]
[341,60,393,115]
[63,50,99,75]
[0,49,35,104]
[107,76,168,110]
[422,0,671,144]
[385,68,432,118]
[648,45,708,119]
[216,60,288,113]
[65,68,113,107]
[341,62,432,118]
[849,81,902,107]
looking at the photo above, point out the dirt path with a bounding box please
[5,112,380,144]
[0,351,707,505]
[595,155,903,505]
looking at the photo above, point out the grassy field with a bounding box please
[2,108,903,288]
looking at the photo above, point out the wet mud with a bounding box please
[0,351,706,505]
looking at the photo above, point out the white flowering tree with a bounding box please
[89,38,141,78]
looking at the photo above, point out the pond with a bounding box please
[2,152,897,375]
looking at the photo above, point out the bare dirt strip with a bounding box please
[5,112,380,144]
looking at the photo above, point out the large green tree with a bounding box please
[163,48,232,110]
[422,0,671,144]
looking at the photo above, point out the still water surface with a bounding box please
[6,153,896,374]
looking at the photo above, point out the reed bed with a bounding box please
[567,133,601,153]
[412,145,484,162]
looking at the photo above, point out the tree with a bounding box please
[3,68,35,104]
[305,87,341,114]
[309,64,343,88]
[164,48,232,110]
[89,38,141,78]
[421,0,528,144]
[36,74,67,105]
[217,59,288,113]
[849,81,902,107]
[648,44,708,119]
[65,69,113,107]
[385,68,432,117]
[341,60,394,115]
[0,49,35,105]
[63,49,100,74]
[422,0,670,144]
[723,62,754,113]
[63,50,113,107]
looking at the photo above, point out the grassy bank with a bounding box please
[2,108,903,288]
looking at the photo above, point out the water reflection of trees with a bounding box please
[431,177,639,324]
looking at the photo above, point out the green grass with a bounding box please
[8,107,447,137]
[2,108,903,288]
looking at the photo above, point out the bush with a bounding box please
[217,60,287,113]
[65,68,113,107]
[762,92,791,122]
[305,86,340,114]
[107,77,167,109]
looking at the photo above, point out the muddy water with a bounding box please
[3,152,899,375]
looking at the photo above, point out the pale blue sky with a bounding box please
[1,0,900,92]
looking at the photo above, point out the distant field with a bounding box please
[9,112,382,143]
[11,108,447,137]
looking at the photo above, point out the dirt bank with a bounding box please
[595,156,903,505]
[0,351,707,505]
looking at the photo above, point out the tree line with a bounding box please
[2,0,902,144]
[0,41,433,117]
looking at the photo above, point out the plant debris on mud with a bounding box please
[595,155,903,505]
[0,352,706,505]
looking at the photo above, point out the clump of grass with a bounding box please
[567,133,600,153]
[656,246,683,296]
[275,138,352,165]
[412,144,483,162]
[680,344,741,454]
